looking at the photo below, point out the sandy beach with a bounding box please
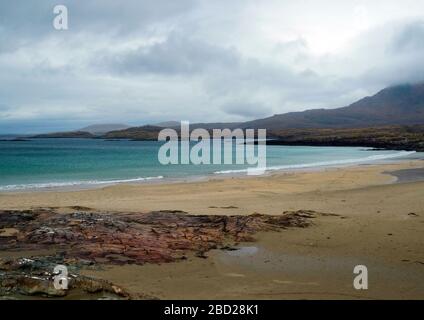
[1,160,424,299]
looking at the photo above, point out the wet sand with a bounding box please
[389,167,424,183]
[1,161,423,215]
[83,229,424,299]
[1,160,424,299]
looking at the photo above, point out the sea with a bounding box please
[0,138,422,191]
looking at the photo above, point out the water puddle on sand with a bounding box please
[225,246,258,257]
[215,245,333,288]
[217,244,374,278]
[216,243,424,296]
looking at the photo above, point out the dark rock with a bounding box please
[0,256,132,299]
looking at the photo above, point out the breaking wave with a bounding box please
[0,176,164,191]
[214,151,416,175]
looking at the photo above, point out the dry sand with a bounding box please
[1,160,424,299]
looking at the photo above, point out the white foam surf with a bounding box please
[214,151,416,175]
[0,176,164,191]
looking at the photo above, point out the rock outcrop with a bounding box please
[0,209,316,264]
[0,208,319,298]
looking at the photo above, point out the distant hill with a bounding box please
[32,131,94,139]
[150,84,424,130]
[153,121,181,128]
[152,121,243,129]
[79,124,130,134]
[29,83,424,151]
[241,83,424,129]
[102,125,163,140]
[266,125,424,152]
[187,122,243,130]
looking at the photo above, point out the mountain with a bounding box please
[94,83,424,151]
[266,125,424,152]
[241,83,424,129]
[102,125,162,140]
[30,83,424,150]
[153,121,243,129]
[147,84,424,131]
[31,124,130,138]
[153,121,181,128]
[186,122,243,130]
[79,124,130,134]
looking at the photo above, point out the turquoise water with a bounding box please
[0,138,420,191]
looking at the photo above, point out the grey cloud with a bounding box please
[221,102,272,119]
[273,38,310,64]
[0,0,196,53]
[352,19,424,88]
[1,1,424,133]
[389,20,424,53]
[97,32,240,75]
[0,0,196,33]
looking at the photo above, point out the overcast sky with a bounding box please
[1,0,424,133]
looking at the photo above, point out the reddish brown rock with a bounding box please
[0,209,317,265]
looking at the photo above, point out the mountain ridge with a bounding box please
[31,83,424,147]
[79,124,130,134]
[240,83,424,129]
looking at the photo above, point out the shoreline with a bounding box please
[0,159,423,213]
[0,151,422,194]
[1,160,423,299]
[0,160,424,299]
